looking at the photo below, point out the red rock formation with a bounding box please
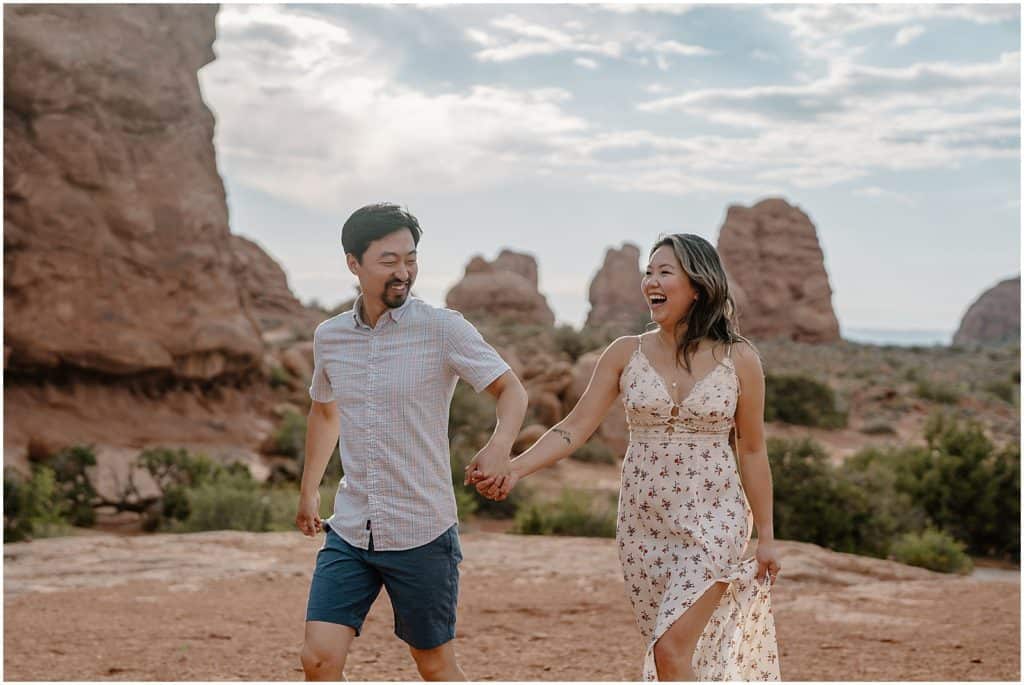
[231,235,324,339]
[585,243,649,332]
[445,250,556,326]
[716,198,840,343]
[4,4,262,381]
[953,276,1020,346]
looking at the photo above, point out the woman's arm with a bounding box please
[732,341,774,542]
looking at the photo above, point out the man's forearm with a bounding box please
[300,411,340,495]
[485,379,528,451]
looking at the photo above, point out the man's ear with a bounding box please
[346,253,360,277]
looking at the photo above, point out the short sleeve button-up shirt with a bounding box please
[309,296,510,550]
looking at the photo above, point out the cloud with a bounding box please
[471,14,621,62]
[574,57,599,69]
[202,6,589,211]
[597,4,695,16]
[893,25,925,46]
[637,52,1020,126]
[852,186,916,205]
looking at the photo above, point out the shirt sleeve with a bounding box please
[445,311,511,393]
[308,325,334,402]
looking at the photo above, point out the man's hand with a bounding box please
[295,489,322,537]
[475,469,519,501]
[463,443,511,490]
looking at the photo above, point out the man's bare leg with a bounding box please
[409,640,467,681]
[301,621,356,681]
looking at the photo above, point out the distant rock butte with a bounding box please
[717,198,840,343]
[953,276,1020,347]
[586,243,649,332]
[445,249,556,327]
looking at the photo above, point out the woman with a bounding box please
[472,234,782,681]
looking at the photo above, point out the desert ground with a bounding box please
[4,526,1019,681]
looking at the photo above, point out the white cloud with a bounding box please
[649,39,715,57]
[574,57,599,69]
[471,14,621,62]
[893,25,926,46]
[645,83,671,94]
[202,6,589,211]
[598,4,695,16]
[852,186,916,205]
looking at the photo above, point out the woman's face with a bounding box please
[643,244,699,329]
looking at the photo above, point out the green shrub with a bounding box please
[512,489,617,538]
[769,438,862,552]
[890,529,973,574]
[48,445,99,526]
[915,413,1020,559]
[269,365,290,389]
[839,447,930,557]
[182,472,270,532]
[448,381,496,444]
[914,379,961,404]
[984,380,1018,405]
[859,421,897,436]
[3,467,70,541]
[274,409,306,459]
[764,374,847,428]
[571,437,617,464]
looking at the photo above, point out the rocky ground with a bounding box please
[4,529,1018,681]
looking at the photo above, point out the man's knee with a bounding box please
[411,643,457,680]
[301,622,355,680]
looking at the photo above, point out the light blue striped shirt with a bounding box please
[309,296,510,550]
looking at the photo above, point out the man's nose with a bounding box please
[395,265,410,281]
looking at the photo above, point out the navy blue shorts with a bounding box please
[305,524,463,650]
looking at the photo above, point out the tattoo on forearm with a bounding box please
[553,428,572,446]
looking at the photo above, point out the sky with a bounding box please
[197,2,1021,339]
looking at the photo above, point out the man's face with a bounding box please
[347,228,418,309]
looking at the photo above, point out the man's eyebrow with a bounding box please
[379,249,418,259]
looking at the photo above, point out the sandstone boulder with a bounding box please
[716,198,840,343]
[953,276,1020,347]
[446,250,555,327]
[585,243,649,332]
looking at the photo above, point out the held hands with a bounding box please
[463,443,516,500]
[295,489,323,537]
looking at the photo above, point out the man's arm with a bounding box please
[462,370,528,487]
[296,399,340,537]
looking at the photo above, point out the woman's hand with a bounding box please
[756,538,782,587]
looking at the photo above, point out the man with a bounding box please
[296,203,528,681]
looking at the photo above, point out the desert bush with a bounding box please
[859,421,897,435]
[914,379,961,404]
[571,437,617,464]
[269,365,290,389]
[3,467,70,542]
[764,374,847,428]
[274,409,306,458]
[182,471,271,532]
[889,529,973,574]
[48,444,99,526]
[512,489,617,538]
[915,413,1020,559]
[448,381,496,445]
[769,438,863,552]
[984,380,1018,405]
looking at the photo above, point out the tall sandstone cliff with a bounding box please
[4,4,262,381]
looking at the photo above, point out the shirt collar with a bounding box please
[351,294,414,329]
